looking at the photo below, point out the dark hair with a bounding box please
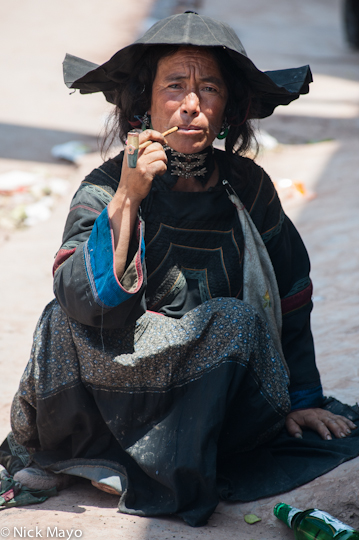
[102,45,259,157]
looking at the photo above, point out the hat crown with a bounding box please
[134,11,247,57]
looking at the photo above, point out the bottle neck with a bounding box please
[274,503,302,529]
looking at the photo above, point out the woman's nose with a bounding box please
[181,92,200,116]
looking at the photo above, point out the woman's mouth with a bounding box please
[177,126,203,133]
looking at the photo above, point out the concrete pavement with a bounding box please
[0,0,359,538]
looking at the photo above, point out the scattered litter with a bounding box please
[246,130,279,156]
[274,178,316,202]
[51,141,92,163]
[29,178,69,199]
[256,130,279,151]
[0,171,41,194]
[23,197,54,227]
[11,205,27,225]
[48,178,69,196]
[0,170,70,230]
[244,513,262,524]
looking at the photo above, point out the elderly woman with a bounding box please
[5,11,359,526]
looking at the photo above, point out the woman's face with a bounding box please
[149,47,228,154]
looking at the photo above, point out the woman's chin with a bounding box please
[168,136,214,155]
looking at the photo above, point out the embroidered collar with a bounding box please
[163,145,216,187]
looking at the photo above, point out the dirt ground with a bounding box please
[0,0,359,538]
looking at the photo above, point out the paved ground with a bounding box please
[0,0,359,538]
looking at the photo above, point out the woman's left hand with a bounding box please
[286,408,357,440]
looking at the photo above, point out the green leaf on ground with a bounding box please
[244,513,262,524]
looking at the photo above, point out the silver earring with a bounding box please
[141,112,151,130]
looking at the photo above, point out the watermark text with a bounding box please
[0,527,83,539]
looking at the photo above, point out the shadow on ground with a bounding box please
[0,123,100,163]
[261,113,359,144]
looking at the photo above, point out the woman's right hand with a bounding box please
[117,129,168,203]
[107,129,168,279]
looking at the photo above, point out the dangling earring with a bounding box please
[141,112,151,131]
[217,118,229,140]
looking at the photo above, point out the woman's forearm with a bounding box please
[107,190,141,279]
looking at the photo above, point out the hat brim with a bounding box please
[63,12,312,119]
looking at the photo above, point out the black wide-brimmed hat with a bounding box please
[63,11,312,119]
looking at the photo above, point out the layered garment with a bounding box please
[8,150,359,526]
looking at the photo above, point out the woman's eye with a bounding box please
[168,83,181,89]
[202,86,217,93]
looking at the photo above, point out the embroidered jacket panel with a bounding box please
[52,149,321,399]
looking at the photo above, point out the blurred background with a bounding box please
[0,1,358,536]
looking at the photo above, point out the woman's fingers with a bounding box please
[286,408,357,441]
[312,417,337,441]
[325,414,357,438]
[285,416,303,439]
[141,141,167,160]
[138,143,168,176]
[139,129,166,147]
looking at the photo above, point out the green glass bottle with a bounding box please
[274,502,359,539]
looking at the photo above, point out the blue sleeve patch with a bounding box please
[290,385,324,410]
[84,208,144,308]
[140,228,145,265]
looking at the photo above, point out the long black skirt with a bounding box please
[8,298,359,526]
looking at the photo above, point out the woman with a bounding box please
[6,12,359,526]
